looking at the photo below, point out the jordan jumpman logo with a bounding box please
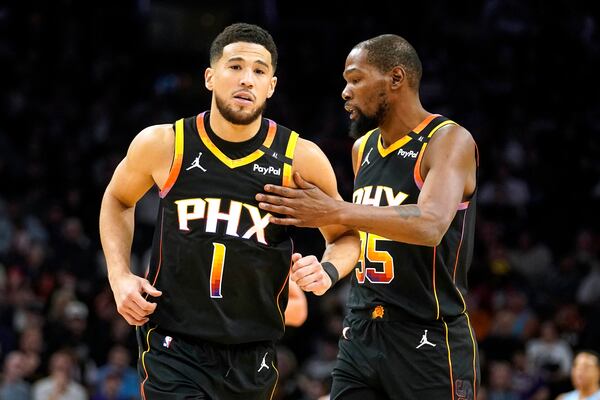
[257,352,270,372]
[416,329,436,349]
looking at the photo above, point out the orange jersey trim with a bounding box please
[413,119,457,188]
[196,113,276,169]
[414,114,440,133]
[443,320,456,400]
[465,313,479,400]
[159,119,184,198]
[413,120,470,210]
[450,209,468,313]
[149,209,165,289]
[413,141,427,189]
[275,261,292,330]
[453,212,467,284]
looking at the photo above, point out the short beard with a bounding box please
[215,94,267,125]
[348,93,388,139]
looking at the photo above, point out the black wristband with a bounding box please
[321,261,339,285]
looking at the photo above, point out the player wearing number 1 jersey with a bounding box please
[99,23,359,400]
[145,111,301,343]
[257,34,480,399]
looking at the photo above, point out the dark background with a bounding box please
[1,1,599,399]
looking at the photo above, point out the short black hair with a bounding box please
[209,23,278,72]
[355,34,422,90]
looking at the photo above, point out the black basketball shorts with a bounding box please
[330,306,480,400]
[136,324,278,399]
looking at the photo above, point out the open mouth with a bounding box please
[345,103,357,120]
[233,91,255,104]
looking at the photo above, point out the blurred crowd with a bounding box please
[0,1,599,399]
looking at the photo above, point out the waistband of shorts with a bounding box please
[349,304,416,321]
[349,305,463,323]
[149,325,275,350]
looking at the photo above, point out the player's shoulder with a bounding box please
[295,137,325,157]
[291,136,338,193]
[270,118,293,134]
[351,129,378,155]
[134,124,174,147]
[265,119,329,164]
[429,119,475,149]
[352,136,364,155]
[435,116,473,139]
[127,123,174,164]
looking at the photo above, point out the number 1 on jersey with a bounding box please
[210,243,226,298]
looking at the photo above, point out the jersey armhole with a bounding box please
[459,140,480,208]
[457,128,479,208]
[282,131,299,187]
[413,120,473,210]
[158,119,184,198]
[413,120,458,189]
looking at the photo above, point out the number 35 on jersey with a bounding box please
[353,185,408,285]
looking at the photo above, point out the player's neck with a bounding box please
[379,98,429,148]
[208,108,263,143]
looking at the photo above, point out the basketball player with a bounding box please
[257,34,480,399]
[99,23,359,399]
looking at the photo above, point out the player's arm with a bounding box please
[337,124,476,245]
[276,139,360,296]
[284,279,308,327]
[258,125,476,247]
[99,124,172,326]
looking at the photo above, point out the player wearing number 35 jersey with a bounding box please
[99,23,359,400]
[257,34,480,399]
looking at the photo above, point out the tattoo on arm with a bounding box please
[393,205,421,219]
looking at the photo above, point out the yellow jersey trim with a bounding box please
[354,129,377,176]
[196,113,276,169]
[282,131,299,187]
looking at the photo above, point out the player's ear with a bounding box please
[205,67,214,91]
[267,76,277,98]
[390,66,406,90]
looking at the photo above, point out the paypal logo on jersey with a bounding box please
[397,149,418,159]
[253,164,281,176]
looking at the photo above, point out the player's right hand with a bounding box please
[109,272,162,326]
[290,253,332,296]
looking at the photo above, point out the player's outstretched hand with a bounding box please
[290,253,332,296]
[109,272,162,326]
[256,172,339,228]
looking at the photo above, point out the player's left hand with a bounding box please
[256,172,340,227]
[290,253,332,296]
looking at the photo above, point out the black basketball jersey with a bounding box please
[146,112,298,344]
[349,114,478,320]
